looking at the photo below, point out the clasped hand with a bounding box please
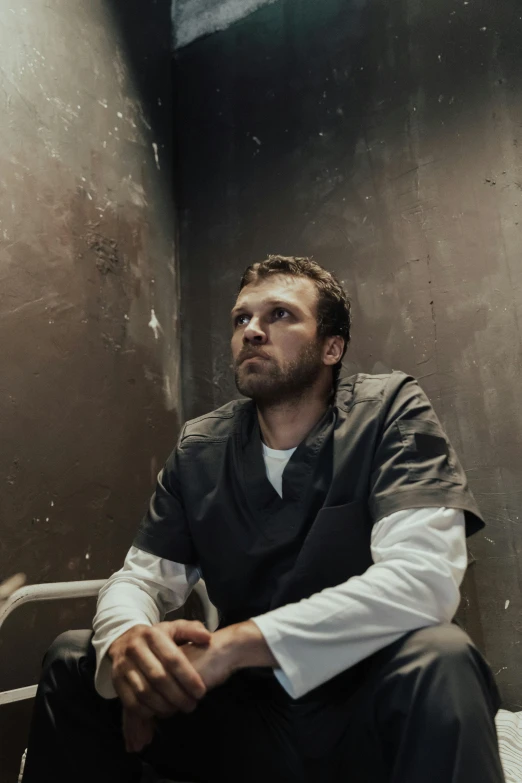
[108,619,234,753]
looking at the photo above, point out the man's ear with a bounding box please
[323,335,345,366]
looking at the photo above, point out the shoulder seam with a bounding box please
[181,435,231,444]
[186,410,236,426]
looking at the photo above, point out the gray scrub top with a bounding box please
[133,371,483,628]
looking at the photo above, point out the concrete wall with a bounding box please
[176,0,522,708]
[0,0,176,777]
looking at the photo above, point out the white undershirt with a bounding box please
[92,444,468,701]
[261,442,297,497]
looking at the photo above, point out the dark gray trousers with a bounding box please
[22,623,505,783]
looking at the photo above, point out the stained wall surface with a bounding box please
[0,1,177,777]
[176,0,522,708]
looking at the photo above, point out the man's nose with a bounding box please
[243,318,267,344]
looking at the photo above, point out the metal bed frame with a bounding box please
[1,579,218,780]
[0,578,219,706]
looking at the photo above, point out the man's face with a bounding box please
[231,274,327,405]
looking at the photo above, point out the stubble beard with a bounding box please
[234,341,324,408]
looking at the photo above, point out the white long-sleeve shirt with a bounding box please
[93,504,466,700]
[93,440,467,699]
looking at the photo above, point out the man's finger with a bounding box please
[124,668,182,717]
[115,679,155,719]
[150,631,207,700]
[128,643,199,714]
[167,619,212,646]
[123,710,155,754]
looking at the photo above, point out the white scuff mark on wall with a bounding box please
[113,48,128,88]
[148,308,163,340]
[163,348,181,412]
[152,142,160,170]
[505,600,510,610]
[141,113,152,131]
[163,373,172,407]
[173,0,279,49]
[0,295,56,320]
[125,178,148,207]
[50,97,79,120]
[252,136,262,145]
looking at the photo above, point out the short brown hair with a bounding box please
[238,255,351,385]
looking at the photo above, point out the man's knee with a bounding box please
[378,623,500,716]
[42,629,93,682]
[406,623,475,667]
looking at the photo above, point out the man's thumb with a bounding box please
[168,619,212,645]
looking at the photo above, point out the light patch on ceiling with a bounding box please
[173,0,279,49]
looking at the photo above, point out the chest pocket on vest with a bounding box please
[276,499,373,605]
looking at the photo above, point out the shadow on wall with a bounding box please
[105,0,173,173]
[176,0,376,414]
[174,0,522,709]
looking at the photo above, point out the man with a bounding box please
[22,256,504,783]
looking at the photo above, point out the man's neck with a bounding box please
[256,390,331,451]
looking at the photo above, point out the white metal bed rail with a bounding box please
[0,579,107,706]
[0,578,218,706]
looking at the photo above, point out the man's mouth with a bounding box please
[239,351,270,364]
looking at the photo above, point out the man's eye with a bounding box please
[235,315,249,326]
[274,308,289,319]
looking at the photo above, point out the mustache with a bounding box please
[236,348,271,365]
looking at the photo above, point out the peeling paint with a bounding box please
[148,308,163,340]
[152,141,161,170]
